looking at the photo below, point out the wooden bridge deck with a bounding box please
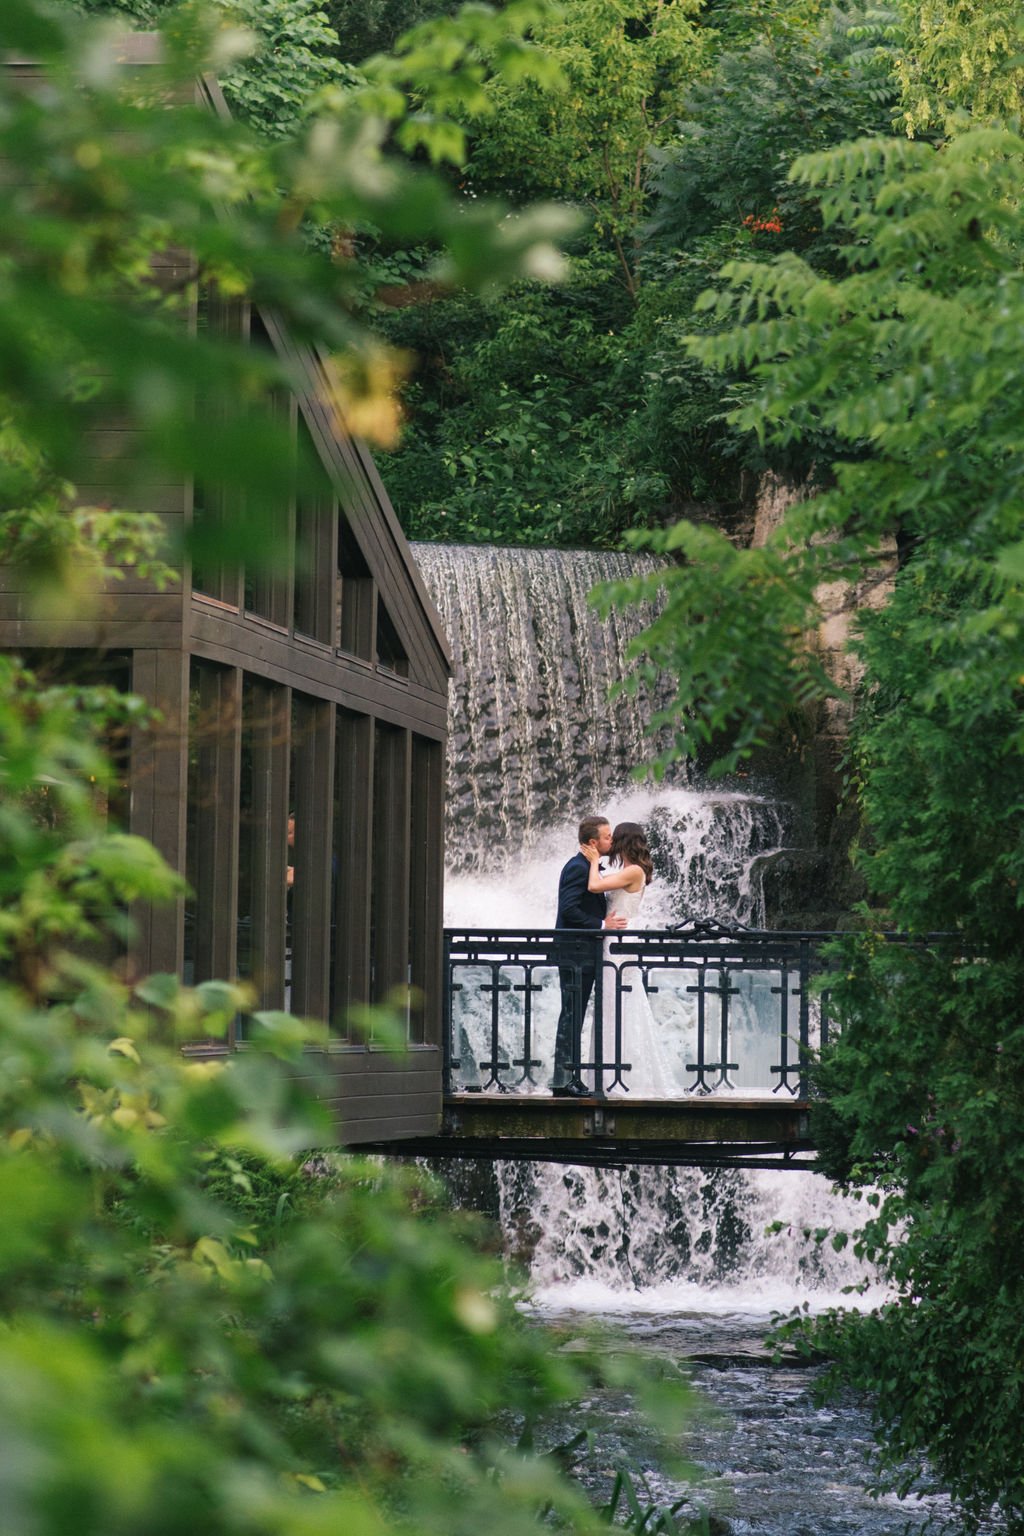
[364,1092,817,1170]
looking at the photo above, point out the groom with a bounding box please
[551,815,626,1096]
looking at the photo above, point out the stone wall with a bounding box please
[743,474,896,929]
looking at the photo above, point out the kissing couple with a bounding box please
[551,815,679,1099]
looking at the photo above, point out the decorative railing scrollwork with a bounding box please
[443,922,842,1101]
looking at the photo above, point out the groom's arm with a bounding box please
[557,859,602,930]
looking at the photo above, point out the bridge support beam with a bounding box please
[359,1093,818,1171]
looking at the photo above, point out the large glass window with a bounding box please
[237,676,289,1010]
[183,660,241,1008]
[288,691,334,1021]
[337,515,374,659]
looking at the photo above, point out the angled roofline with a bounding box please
[193,69,452,677]
[6,30,162,68]
[11,34,452,678]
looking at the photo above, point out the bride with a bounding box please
[579,822,681,1097]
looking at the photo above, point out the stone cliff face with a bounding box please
[738,474,895,929]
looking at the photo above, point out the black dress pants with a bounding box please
[552,960,596,1088]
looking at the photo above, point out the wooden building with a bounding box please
[2,41,451,1145]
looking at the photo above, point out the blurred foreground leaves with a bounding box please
[0,494,691,1536]
[0,0,576,578]
[0,677,691,1529]
[0,5,691,1532]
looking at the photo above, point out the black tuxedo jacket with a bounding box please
[555,852,605,931]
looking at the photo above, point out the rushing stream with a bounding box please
[412,543,962,1533]
[532,1300,952,1536]
[517,1165,936,1536]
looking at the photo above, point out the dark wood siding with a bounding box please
[410,734,444,1047]
[129,649,188,977]
[372,722,412,1013]
[0,44,451,1146]
[184,660,242,997]
[332,709,373,1039]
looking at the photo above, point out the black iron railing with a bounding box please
[444,922,839,1101]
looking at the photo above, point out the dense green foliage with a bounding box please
[373,1,900,544]
[74,0,357,137]
[76,1,1023,551]
[647,9,897,264]
[895,0,1024,136]
[797,542,1024,1521]
[323,0,460,64]
[600,118,1024,1527]
[0,697,683,1535]
[376,5,1024,1520]
[1,0,575,501]
[0,5,694,1532]
[8,0,1024,1528]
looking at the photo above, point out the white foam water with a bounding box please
[444,784,786,931]
[499,1159,881,1312]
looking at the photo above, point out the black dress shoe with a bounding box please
[551,1082,589,1098]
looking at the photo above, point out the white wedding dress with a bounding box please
[587,881,682,1098]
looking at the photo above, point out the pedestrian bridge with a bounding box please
[376,922,845,1171]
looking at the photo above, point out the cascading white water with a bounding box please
[414,542,682,868]
[443,783,786,931]
[414,543,881,1308]
[501,1161,878,1313]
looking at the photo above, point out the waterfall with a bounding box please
[413,542,878,1307]
[499,1163,877,1313]
[414,543,683,870]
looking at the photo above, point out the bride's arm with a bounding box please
[579,846,639,892]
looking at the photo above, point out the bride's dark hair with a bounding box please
[610,822,653,885]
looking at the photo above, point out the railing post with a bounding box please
[512,965,543,1087]
[770,964,801,1096]
[686,964,711,1093]
[798,939,811,1099]
[442,930,454,1095]
[592,932,605,1098]
[479,962,512,1090]
[610,961,629,1093]
[715,968,740,1089]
